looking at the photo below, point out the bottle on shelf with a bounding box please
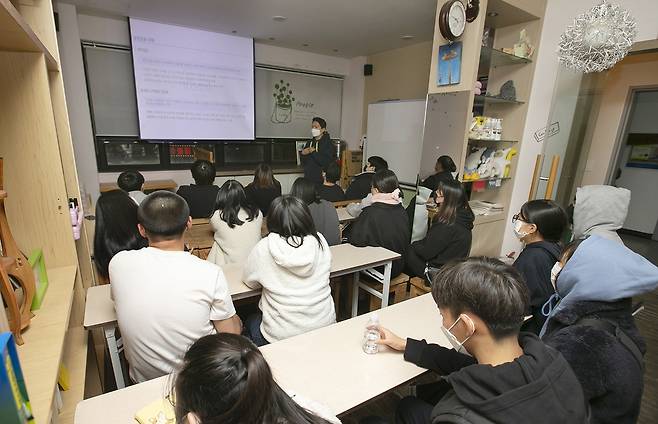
[362,314,381,354]
[494,118,503,141]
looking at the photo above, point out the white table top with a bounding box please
[337,207,356,224]
[84,244,400,329]
[75,294,447,423]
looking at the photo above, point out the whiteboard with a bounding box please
[255,67,342,138]
[365,100,427,185]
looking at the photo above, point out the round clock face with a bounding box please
[449,1,466,38]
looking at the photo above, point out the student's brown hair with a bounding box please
[253,163,278,189]
[433,179,471,225]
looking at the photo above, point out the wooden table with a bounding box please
[75,294,449,423]
[99,179,177,193]
[84,244,400,389]
[337,206,356,224]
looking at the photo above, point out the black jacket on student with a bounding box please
[245,181,282,216]
[404,333,589,424]
[421,171,455,192]
[345,171,375,201]
[317,184,346,203]
[176,185,219,218]
[543,299,645,424]
[301,133,333,185]
[348,202,410,278]
[513,241,561,334]
[406,207,474,278]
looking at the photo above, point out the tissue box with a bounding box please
[0,332,34,424]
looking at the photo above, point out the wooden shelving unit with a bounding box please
[0,0,93,422]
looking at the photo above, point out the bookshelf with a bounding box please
[0,0,93,422]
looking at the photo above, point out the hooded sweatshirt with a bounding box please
[404,334,588,424]
[405,206,475,277]
[572,185,630,244]
[243,232,335,342]
[540,235,658,423]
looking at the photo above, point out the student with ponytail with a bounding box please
[172,333,340,424]
[421,155,456,192]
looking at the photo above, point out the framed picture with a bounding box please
[627,144,658,169]
[438,42,463,86]
[28,249,48,311]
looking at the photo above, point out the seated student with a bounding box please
[511,199,568,334]
[117,170,147,204]
[405,180,474,279]
[420,155,456,192]
[572,185,630,244]
[344,156,388,201]
[109,191,242,383]
[245,163,282,216]
[243,195,334,346]
[317,162,346,202]
[207,180,262,266]
[173,333,340,424]
[541,236,658,424]
[291,177,340,246]
[348,170,410,278]
[176,160,220,218]
[93,190,147,282]
[373,257,588,424]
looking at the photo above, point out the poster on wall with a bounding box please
[255,68,342,139]
[437,42,462,86]
[627,144,658,169]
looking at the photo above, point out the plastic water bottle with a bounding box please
[363,314,380,354]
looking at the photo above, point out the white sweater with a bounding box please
[207,208,263,266]
[243,232,335,342]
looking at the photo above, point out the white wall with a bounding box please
[57,3,365,202]
[501,0,658,254]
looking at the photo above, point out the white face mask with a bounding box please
[311,128,322,137]
[440,315,473,356]
[550,262,563,288]
[513,220,527,239]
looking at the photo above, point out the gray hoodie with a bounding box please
[572,185,630,244]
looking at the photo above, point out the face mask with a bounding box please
[550,262,563,287]
[440,315,473,356]
[513,220,527,239]
[311,128,322,137]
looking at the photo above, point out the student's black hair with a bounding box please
[312,116,327,129]
[434,180,472,225]
[117,171,145,192]
[191,160,216,186]
[214,180,259,228]
[267,195,323,249]
[367,156,388,172]
[290,177,320,205]
[137,190,190,241]
[436,155,457,173]
[432,257,529,340]
[93,190,147,279]
[172,333,332,424]
[371,169,399,194]
[520,199,568,243]
[324,162,341,184]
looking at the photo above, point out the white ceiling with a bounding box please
[59,0,438,58]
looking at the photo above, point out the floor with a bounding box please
[341,234,658,424]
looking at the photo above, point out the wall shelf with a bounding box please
[479,46,531,71]
[474,95,525,106]
[468,138,518,143]
[462,177,512,184]
[0,0,59,71]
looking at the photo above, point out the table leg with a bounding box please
[104,325,126,389]
[351,271,360,318]
[381,262,392,308]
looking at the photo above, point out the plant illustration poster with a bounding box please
[271,80,295,124]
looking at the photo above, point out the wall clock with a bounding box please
[439,0,467,42]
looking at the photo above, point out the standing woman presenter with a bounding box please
[300,117,334,186]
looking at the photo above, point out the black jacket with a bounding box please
[301,133,333,185]
[513,241,562,334]
[345,172,375,201]
[543,299,645,424]
[348,202,410,278]
[406,207,474,277]
[317,184,346,203]
[176,184,220,218]
[404,333,589,424]
[245,181,282,216]
[421,171,455,192]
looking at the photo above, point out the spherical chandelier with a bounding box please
[558,0,637,73]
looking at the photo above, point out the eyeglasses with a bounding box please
[512,213,526,223]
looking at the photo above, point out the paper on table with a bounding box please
[135,398,175,424]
